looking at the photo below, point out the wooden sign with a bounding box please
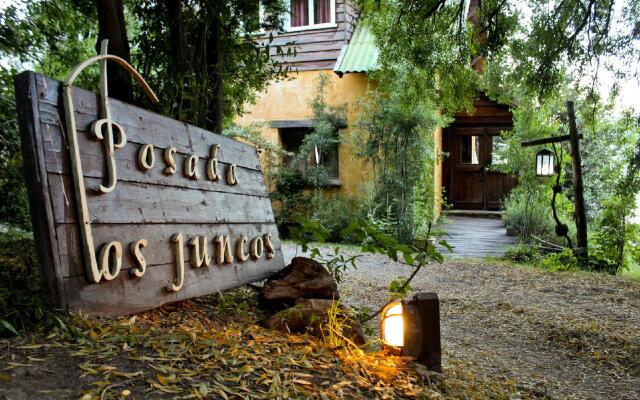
[14,68,284,316]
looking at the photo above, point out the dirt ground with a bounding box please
[283,244,640,400]
[0,245,638,399]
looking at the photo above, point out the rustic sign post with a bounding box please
[14,48,284,315]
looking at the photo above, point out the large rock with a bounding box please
[262,298,365,345]
[261,257,338,307]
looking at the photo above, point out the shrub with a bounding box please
[0,231,47,336]
[504,243,542,263]
[311,194,364,242]
[502,187,575,246]
[542,249,579,272]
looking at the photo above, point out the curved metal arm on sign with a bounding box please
[62,40,159,283]
[64,54,159,104]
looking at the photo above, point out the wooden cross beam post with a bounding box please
[521,101,588,260]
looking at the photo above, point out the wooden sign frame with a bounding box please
[14,70,284,315]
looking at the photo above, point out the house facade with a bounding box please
[236,0,373,200]
[237,0,515,219]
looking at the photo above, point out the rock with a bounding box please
[262,298,365,345]
[261,257,338,307]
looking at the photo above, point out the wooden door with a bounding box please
[484,128,517,210]
[449,127,516,210]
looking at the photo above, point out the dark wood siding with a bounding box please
[258,0,359,71]
[442,95,517,210]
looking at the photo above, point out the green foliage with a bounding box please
[0,0,98,229]
[288,217,359,283]
[295,74,346,188]
[511,0,640,98]
[342,218,447,265]
[542,248,580,272]
[359,0,480,115]
[127,0,289,129]
[0,69,30,229]
[504,243,542,264]
[290,215,446,293]
[388,278,412,300]
[502,186,575,245]
[310,194,364,242]
[0,232,50,337]
[354,70,441,243]
[269,74,353,239]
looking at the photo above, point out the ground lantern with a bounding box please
[380,293,442,372]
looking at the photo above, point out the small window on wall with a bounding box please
[280,128,339,180]
[460,135,481,164]
[288,0,335,30]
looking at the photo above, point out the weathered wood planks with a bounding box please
[15,71,285,316]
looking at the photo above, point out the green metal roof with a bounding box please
[333,25,379,76]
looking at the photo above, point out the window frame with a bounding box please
[279,127,341,184]
[284,0,337,32]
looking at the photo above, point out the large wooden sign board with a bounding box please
[14,71,285,316]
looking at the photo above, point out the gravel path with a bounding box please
[283,244,640,400]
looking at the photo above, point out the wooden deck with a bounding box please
[437,215,516,258]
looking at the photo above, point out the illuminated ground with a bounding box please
[283,244,640,400]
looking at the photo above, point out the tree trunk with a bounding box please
[467,0,485,73]
[567,101,588,260]
[167,0,185,76]
[96,0,134,103]
[207,10,224,134]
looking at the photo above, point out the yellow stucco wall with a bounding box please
[236,70,373,198]
[236,69,445,222]
[433,126,443,220]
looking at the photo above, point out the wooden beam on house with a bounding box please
[520,134,583,147]
[270,119,347,129]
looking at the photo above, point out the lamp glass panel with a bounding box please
[382,303,404,347]
[536,151,554,176]
[544,154,553,175]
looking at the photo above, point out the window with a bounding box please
[460,135,481,165]
[287,0,336,31]
[490,136,509,166]
[280,128,339,180]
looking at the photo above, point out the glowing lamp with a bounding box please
[536,148,555,177]
[380,293,442,372]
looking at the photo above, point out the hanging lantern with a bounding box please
[536,148,555,176]
[379,293,442,372]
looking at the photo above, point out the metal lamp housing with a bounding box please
[380,293,442,372]
[536,148,555,176]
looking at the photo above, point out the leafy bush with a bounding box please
[542,249,579,272]
[502,186,575,246]
[0,231,49,336]
[311,194,364,242]
[504,243,542,263]
[354,70,440,244]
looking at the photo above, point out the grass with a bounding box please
[622,262,640,279]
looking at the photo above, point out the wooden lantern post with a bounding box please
[521,101,588,260]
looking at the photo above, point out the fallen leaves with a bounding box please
[0,287,559,399]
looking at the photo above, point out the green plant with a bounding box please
[542,249,579,272]
[354,70,441,244]
[310,193,364,242]
[0,232,47,336]
[504,243,542,263]
[288,217,359,284]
